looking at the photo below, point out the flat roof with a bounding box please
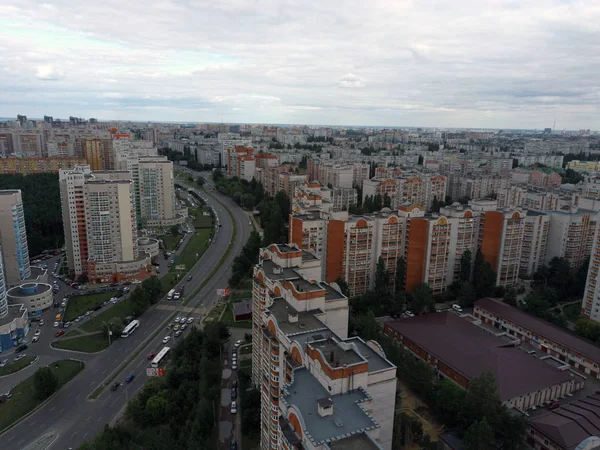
[475,298,600,364]
[7,283,52,298]
[0,304,26,327]
[261,260,300,281]
[321,282,345,301]
[267,298,326,336]
[309,340,364,367]
[386,312,573,401]
[283,369,378,445]
[233,300,251,317]
[351,339,395,373]
[529,394,600,450]
[327,433,383,450]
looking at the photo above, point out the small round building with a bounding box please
[7,283,53,317]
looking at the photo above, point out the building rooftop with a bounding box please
[7,283,52,298]
[529,394,600,450]
[321,282,345,301]
[283,369,378,446]
[350,338,395,373]
[232,300,251,317]
[476,298,600,364]
[0,304,26,327]
[261,260,300,281]
[327,432,383,450]
[386,312,574,401]
[301,250,318,261]
[267,298,327,336]
[309,339,364,367]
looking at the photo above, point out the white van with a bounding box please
[452,304,463,313]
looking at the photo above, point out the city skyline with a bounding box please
[1,0,599,129]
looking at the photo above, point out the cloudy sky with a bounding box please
[1,0,599,129]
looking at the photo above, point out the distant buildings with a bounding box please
[252,243,397,449]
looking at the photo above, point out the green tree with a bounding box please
[375,257,389,296]
[456,281,476,307]
[395,257,406,294]
[170,225,179,236]
[34,366,59,400]
[195,176,205,186]
[262,204,285,246]
[461,372,501,428]
[432,379,466,428]
[473,250,496,298]
[503,286,518,306]
[460,250,472,282]
[464,417,495,450]
[417,155,424,165]
[142,276,163,303]
[383,194,392,208]
[274,190,291,220]
[409,283,434,314]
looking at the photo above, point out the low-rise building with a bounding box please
[7,283,53,317]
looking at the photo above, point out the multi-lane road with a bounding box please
[0,172,250,450]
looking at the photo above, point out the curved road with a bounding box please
[1,172,250,450]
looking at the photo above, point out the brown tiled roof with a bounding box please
[529,394,600,450]
[475,298,600,363]
[385,312,573,401]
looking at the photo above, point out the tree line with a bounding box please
[80,322,229,450]
[0,173,64,256]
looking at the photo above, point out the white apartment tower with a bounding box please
[0,190,30,285]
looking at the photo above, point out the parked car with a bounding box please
[231,361,237,370]
[231,388,237,400]
[547,401,560,410]
[34,329,41,336]
[53,321,60,327]
[32,336,39,343]
[234,340,243,348]
[55,330,65,338]
[232,380,238,389]
[230,441,238,450]
[231,401,237,414]
[39,320,44,326]
[187,317,194,324]
[180,324,187,331]
[15,344,27,353]
[174,317,181,323]
[14,353,27,361]
[175,330,182,337]
[0,359,9,367]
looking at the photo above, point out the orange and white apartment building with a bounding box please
[582,221,600,321]
[226,145,256,181]
[252,243,397,450]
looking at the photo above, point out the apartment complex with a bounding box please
[362,174,447,211]
[0,190,31,285]
[252,243,397,450]
[59,165,150,283]
[138,157,182,227]
[227,146,256,181]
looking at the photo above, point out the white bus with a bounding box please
[121,320,140,338]
[167,289,176,301]
[151,346,170,368]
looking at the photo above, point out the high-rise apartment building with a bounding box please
[545,209,598,270]
[252,243,397,449]
[0,190,30,285]
[60,165,150,283]
[138,157,177,227]
[77,137,114,170]
[520,212,550,277]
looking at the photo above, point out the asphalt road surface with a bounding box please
[0,172,250,450]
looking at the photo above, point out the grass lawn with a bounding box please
[0,356,36,376]
[240,358,252,369]
[205,300,227,323]
[563,303,581,320]
[193,208,213,228]
[162,234,182,251]
[52,333,109,353]
[64,291,114,322]
[80,299,135,333]
[241,434,259,450]
[240,344,252,355]
[230,289,252,302]
[0,360,84,432]
[221,303,252,329]
[161,228,213,291]
[64,329,83,337]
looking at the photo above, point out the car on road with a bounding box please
[232,380,238,389]
[231,388,237,400]
[39,320,44,326]
[110,297,118,304]
[125,374,135,383]
[187,317,194,324]
[55,330,65,338]
[187,275,192,281]
[110,382,120,392]
[147,353,155,360]
[0,359,8,367]
[547,401,560,410]
[162,336,171,344]
[34,329,41,336]
[53,321,59,327]
[32,336,39,343]
[231,361,237,370]
[14,353,27,361]
[2,392,13,400]
[64,322,71,328]
[175,330,182,338]
[15,344,27,353]
[234,340,243,348]
[231,401,237,414]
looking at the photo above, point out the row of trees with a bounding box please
[0,173,64,256]
[229,231,262,288]
[80,322,229,450]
